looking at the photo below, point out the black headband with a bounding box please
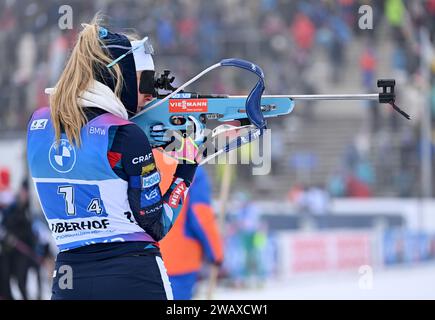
[96,29,138,116]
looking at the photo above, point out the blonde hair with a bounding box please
[50,14,124,146]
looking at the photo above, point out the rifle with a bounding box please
[132,58,409,164]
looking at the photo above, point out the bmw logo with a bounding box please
[48,139,76,173]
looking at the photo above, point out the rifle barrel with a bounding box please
[231,94,380,101]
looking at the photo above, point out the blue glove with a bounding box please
[150,116,205,146]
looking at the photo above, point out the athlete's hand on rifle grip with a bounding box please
[149,124,171,146]
[149,116,205,146]
[160,116,205,164]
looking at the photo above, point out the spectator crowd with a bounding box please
[1,0,435,198]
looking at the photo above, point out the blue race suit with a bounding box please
[27,107,196,299]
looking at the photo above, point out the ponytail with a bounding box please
[50,14,124,146]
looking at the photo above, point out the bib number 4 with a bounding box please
[87,198,103,215]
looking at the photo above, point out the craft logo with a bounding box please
[169,99,208,113]
[132,152,153,164]
[49,139,76,173]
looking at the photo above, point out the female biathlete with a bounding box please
[27,16,200,300]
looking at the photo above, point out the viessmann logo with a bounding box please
[169,99,208,113]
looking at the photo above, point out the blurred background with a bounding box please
[1,0,435,299]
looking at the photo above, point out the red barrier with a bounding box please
[279,231,373,276]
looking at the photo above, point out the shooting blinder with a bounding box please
[139,70,157,97]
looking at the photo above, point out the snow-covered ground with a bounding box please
[210,263,435,300]
[14,262,435,300]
